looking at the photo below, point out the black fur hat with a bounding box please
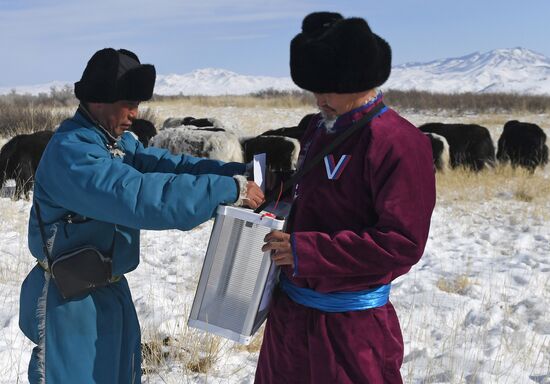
[290,12,392,93]
[74,48,156,103]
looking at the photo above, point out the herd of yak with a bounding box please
[0,113,548,201]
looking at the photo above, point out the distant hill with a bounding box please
[385,48,550,95]
[1,48,549,96]
[154,68,299,96]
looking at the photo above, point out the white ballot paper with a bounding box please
[253,153,266,192]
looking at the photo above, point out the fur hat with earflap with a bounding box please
[74,48,156,103]
[290,12,392,94]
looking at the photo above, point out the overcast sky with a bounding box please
[1,0,549,87]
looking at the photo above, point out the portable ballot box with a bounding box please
[188,205,285,344]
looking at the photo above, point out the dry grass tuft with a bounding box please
[141,329,230,374]
[184,332,223,374]
[436,275,473,295]
[141,329,225,376]
[141,336,172,375]
[513,188,534,202]
[186,355,216,374]
[232,329,264,354]
[436,165,550,208]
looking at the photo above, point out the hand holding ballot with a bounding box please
[262,230,293,267]
[243,181,265,209]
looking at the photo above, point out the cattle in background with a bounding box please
[162,117,185,129]
[183,116,224,128]
[0,130,54,200]
[424,132,450,172]
[242,113,315,196]
[149,125,243,163]
[259,113,316,140]
[130,119,157,147]
[241,135,300,196]
[497,120,548,172]
[419,123,495,171]
[242,135,301,172]
[162,116,224,130]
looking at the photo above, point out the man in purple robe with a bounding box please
[256,12,436,383]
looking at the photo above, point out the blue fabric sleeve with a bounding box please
[36,132,240,231]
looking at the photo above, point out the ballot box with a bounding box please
[188,205,286,344]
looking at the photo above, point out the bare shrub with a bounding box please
[250,88,315,107]
[385,89,550,113]
[0,102,69,138]
[152,90,314,108]
[5,87,548,116]
[1,86,77,108]
[151,89,550,113]
[45,85,77,106]
[0,89,75,138]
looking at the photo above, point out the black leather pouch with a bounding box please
[50,247,112,299]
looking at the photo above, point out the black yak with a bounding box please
[241,113,315,196]
[496,120,548,172]
[130,119,157,147]
[0,130,54,200]
[419,123,495,171]
[162,116,224,130]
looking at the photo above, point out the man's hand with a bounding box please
[242,181,265,209]
[262,230,294,267]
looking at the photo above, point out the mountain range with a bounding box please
[1,48,549,96]
[384,47,550,94]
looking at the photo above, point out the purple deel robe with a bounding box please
[255,97,436,384]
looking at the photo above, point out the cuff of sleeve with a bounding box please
[290,233,298,276]
[232,175,248,207]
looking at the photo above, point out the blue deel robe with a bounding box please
[19,110,245,383]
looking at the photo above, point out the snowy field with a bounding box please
[0,104,549,383]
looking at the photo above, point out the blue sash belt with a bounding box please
[279,273,391,313]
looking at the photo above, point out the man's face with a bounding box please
[90,100,140,137]
[313,91,373,119]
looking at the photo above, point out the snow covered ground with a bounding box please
[0,107,549,383]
